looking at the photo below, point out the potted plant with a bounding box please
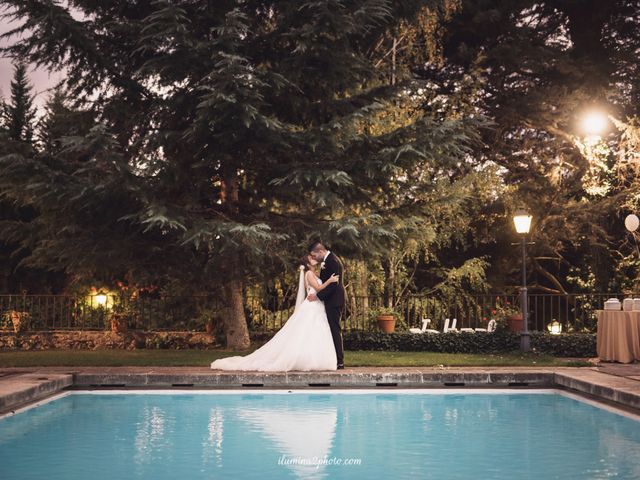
[492,297,523,333]
[109,291,132,334]
[192,304,218,335]
[2,310,31,334]
[109,312,128,334]
[371,307,401,333]
[205,319,215,335]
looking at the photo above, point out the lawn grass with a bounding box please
[0,349,591,367]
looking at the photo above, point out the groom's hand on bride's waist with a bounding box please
[307,294,318,301]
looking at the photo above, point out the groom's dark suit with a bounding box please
[316,252,345,366]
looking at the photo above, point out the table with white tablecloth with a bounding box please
[596,310,640,363]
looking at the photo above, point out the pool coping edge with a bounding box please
[1,368,639,416]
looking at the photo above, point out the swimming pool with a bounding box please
[1,389,639,479]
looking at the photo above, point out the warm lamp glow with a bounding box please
[547,320,562,335]
[513,210,532,234]
[88,291,113,309]
[95,294,108,306]
[580,110,608,137]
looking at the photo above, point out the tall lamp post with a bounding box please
[513,209,533,352]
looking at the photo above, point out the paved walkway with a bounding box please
[1,363,639,415]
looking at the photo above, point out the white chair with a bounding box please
[424,318,444,334]
[409,317,442,334]
[409,317,431,333]
[444,318,457,332]
[475,319,497,333]
[410,317,450,334]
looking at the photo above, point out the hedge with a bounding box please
[342,331,596,357]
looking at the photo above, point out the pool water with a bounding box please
[1,390,639,479]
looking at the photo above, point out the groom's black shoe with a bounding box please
[337,364,345,370]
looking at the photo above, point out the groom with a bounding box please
[307,241,345,369]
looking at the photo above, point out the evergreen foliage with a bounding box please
[1,1,638,345]
[0,1,486,348]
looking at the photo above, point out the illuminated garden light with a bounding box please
[625,214,639,233]
[547,320,562,335]
[95,294,108,306]
[580,110,608,137]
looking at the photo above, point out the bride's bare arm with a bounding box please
[305,271,339,293]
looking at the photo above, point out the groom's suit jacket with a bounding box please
[316,252,345,308]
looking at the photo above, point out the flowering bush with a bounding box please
[491,297,521,319]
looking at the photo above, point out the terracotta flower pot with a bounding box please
[377,314,396,333]
[205,319,215,335]
[110,314,128,334]
[8,311,30,334]
[506,314,524,333]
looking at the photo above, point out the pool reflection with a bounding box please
[234,402,338,479]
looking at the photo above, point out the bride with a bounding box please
[210,254,339,371]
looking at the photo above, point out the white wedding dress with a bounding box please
[210,277,337,371]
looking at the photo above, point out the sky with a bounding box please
[0,12,67,111]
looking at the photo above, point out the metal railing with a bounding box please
[0,294,222,331]
[246,293,617,333]
[395,293,616,333]
[0,292,625,333]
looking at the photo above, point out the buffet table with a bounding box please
[596,310,640,363]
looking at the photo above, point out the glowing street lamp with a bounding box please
[625,214,639,233]
[513,209,532,352]
[547,320,562,335]
[625,214,640,258]
[513,210,533,235]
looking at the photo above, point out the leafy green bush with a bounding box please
[343,331,518,353]
[342,331,596,357]
[529,332,596,357]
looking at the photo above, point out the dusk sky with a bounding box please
[0,14,66,111]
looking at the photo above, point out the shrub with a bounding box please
[342,331,596,357]
[529,332,596,357]
[343,331,519,353]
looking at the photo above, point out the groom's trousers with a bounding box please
[326,306,344,365]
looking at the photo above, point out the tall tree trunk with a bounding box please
[359,260,369,312]
[223,276,250,350]
[383,255,396,308]
[220,165,250,350]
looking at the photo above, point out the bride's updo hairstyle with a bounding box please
[299,255,312,271]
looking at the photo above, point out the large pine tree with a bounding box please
[0,62,35,291]
[0,1,486,348]
[3,62,36,144]
[37,86,94,153]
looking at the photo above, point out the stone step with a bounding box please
[0,373,73,414]
[555,369,640,411]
